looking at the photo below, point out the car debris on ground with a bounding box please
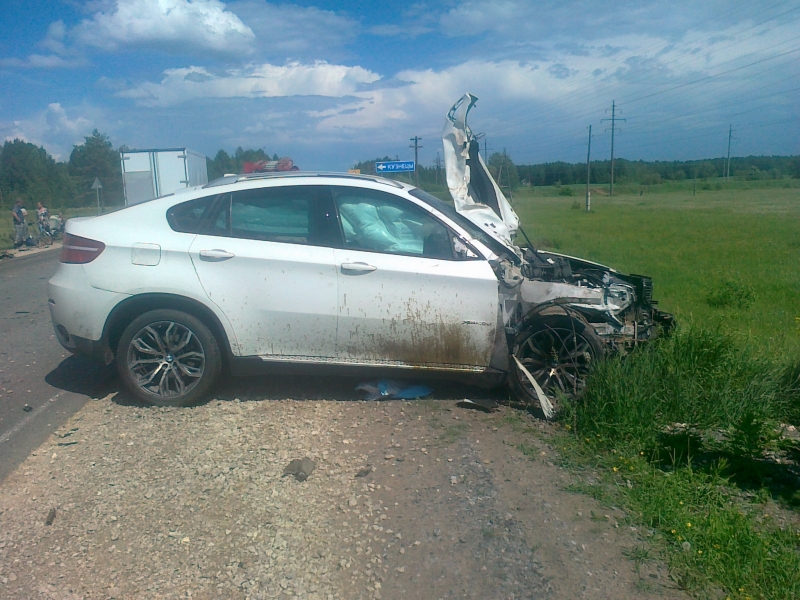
[282,457,316,482]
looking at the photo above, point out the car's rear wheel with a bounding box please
[509,315,605,416]
[116,309,221,407]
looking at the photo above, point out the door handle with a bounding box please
[341,261,377,274]
[199,249,235,261]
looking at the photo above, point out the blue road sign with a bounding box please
[375,160,415,173]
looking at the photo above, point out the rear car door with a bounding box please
[330,185,499,369]
[188,184,339,358]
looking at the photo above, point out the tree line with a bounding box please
[3,134,798,212]
[0,137,286,212]
[0,132,124,211]
[356,153,800,190]
[515,155,800,187]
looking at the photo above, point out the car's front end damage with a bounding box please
[518,249,674,348]
[442,93,673,415]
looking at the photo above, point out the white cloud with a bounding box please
[307,19,800,143]
[1,104,96,160]
[0,54,85,68]
[45,103,91,135]
[40,20,69,55]
[117,61,381,106]
[72,0,255,54]
[230,1,358,59]
[7,1,356,70]
[439,0,522,37]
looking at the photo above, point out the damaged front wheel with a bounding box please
[509,315,605,416]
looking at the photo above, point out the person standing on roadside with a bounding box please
[36,201,53,245]
[11,199,28,248]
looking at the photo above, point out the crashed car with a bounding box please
[48,93,670,412]
[442,93,673,413]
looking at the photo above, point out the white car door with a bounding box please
[188,185,339,358]
[331,186,499,369]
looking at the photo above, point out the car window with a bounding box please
[331,187,455,260]
[228,188,311,244]
[408,188,517,262]
[166,195,217,233]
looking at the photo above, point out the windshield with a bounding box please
[409,188,519,263]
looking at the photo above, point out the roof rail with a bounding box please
[203,171,407,189]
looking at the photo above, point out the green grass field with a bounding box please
[510,183,800,598]
[512,184,800,352]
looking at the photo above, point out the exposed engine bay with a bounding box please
[499,247,673,349]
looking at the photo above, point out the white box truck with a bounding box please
[120,148,208,206]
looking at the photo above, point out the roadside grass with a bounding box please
[553,326,800,598]
[562,441,800,599]
[510,184,800,597]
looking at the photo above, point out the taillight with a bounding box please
[60,233,106,264]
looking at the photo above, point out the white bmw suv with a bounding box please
[49,94,671,412]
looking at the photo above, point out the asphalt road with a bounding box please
[0,249,116,483]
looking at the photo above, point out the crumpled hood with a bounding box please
[442,93,520,251]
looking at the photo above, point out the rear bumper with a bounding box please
[52,322,114,364]
[48,263,128,363]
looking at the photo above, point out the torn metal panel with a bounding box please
[442,93,520,250]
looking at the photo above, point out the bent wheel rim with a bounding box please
[516,325,596,398]
[126,320,205,399]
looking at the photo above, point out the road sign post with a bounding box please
[91,177,103,215]
[375,161,415,174]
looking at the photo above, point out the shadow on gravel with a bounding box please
[211,373,507,405]
[46,356,509,410]
[45,355,119,399]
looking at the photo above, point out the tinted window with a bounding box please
[167,196,216,233]
[229,188,311,244]
[332,187,454,259]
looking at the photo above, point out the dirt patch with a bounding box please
[0,394,686,599]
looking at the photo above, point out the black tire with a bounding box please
[508,314,605,414]
[116,309,221,407]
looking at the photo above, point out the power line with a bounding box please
[485,19,800,139]
[487,0,796,133]
[487,28,800,141]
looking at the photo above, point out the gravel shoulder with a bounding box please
[0,390,687,599]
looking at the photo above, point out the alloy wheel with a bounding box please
[126,320,205,399]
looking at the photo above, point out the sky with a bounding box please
[1,0,799,171]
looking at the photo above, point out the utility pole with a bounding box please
[474,133,485,162]
[497,149,510,194]
[585,125,592,212]
[725,125,734,181]
[476,134,489,163]
[435,152,441,185]
[601,100,625,196]
[409,136,422,186]
[501,148,513,203]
